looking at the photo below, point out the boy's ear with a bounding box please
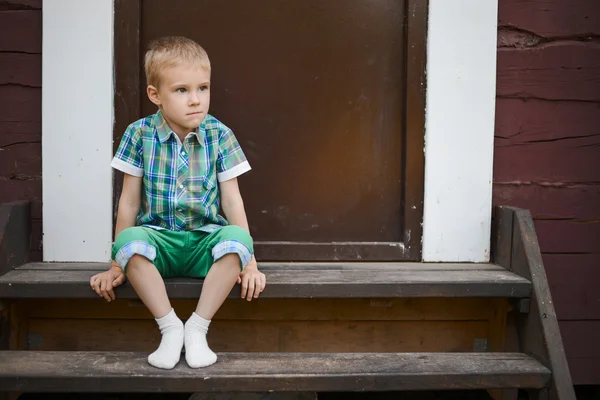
[147,85,161,106]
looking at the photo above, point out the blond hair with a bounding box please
[144,36,211,87]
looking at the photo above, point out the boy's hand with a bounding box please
[237,259,266,301]
[90,261,126,302]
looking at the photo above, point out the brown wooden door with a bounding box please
[114,0,426,261]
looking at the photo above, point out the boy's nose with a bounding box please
[189,93,200,105]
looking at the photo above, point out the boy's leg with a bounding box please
[184,225,253,368]
[113,227,184,369]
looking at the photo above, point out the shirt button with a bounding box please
[179,184,184,189]
[177,208,182,212]
[181,151,186,156]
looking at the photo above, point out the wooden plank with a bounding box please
[492,206,513,269]
[0,53,40,87]
[495,98,600,144]
[499,0,600,37]
[403,0,428,261]
[0,11,41,52]
[0,1,41,11]
[494,184,600,220]
[494,136,600,183]
[535,220,600,254]
[21,298,494,321]
[0,351,551,392]
[16,261,504,271]
[0,143,41,178]
[0,86,41,122]
[0,267,531,299]
[497,43,600,101]
[567,357,600,386]
[510,208,576,400]
[0,202,30,276]
[28,318,488,353]
[544,254,600,320]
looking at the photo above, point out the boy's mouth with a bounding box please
[187,112,202,116]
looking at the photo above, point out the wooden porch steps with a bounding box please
[0,262,531,299]
[0,351,551,393]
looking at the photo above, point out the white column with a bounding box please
[42,0,114,261]
[422,0,498,262]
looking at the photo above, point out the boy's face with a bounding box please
[147,62,211,137]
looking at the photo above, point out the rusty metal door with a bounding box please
[114,0,426,261]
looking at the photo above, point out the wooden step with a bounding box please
[0,351,551,393]
[0,262,531,299]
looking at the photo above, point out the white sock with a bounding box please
[184,312,217,368]
[147,308,184,369]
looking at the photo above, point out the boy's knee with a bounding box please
[220,225,253,247]
[114,226,147,248]
[112,227,157,269]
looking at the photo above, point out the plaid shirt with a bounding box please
[111,111,251,232]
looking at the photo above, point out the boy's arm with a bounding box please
[90,173,142,301]
[220,178,266,300]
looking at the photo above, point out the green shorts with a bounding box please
[111,225,253,278]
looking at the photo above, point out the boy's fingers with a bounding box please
[247,279,256,301]
[237,276,242,285]
[113,274,125,287]
[260,274,266,291]
[99,280,111,302]
[107,284,116,301]
[241,278,248,299]
[90,274,98,288]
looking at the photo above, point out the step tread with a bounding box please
[0,351,551,392]
[0,262,531,299]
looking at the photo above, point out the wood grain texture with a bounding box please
[0,53,40,87]
[27,318,488,353]
[20,297,495,321]
[0,1,41,11]
[494,136,600,183]
[497,42,600,101]
[0,143,40,178]
[499,0,600,37]
[509,207,576,400]
[0,10,41,52]
[0,263,532,299]
[494,184,600,220]
[544,254,600,320]
[0,351,551,392]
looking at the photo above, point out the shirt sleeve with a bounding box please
[216,128,251,182]
[110,125,144,177]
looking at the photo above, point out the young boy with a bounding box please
[89,36,266,370]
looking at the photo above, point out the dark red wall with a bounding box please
[0,0,42,261]
[494,0,600,385]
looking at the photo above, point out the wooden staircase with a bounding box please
[0,202,576,399]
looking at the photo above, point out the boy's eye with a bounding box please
[199,86,208,92]
[176,88,186,93]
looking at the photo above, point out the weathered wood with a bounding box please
[0,143,41,178]
[0,53,40,87]
[534,220,600,254]
[497,43,600,102]
[492,206,513,269]
[507,207,576,400]
[21,297,495,321]
[28,318,488,353]
[0,351,551,392]
[0,86,40,123]
[0,1,41,11]
[403,0,428,261]
[0,201,30,276]
[16,261,505,271]
[0,263,531,299]
[0,11,41,52]
[494,137,600,184]
[255,242,411,262]
[499,0,600,37]
[493,184,600,220]
[495,99,600,144]
[559,321,600,384]
[544,254,600,320]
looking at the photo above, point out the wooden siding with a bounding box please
[494,0,600,385]
[0,0,42,261]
